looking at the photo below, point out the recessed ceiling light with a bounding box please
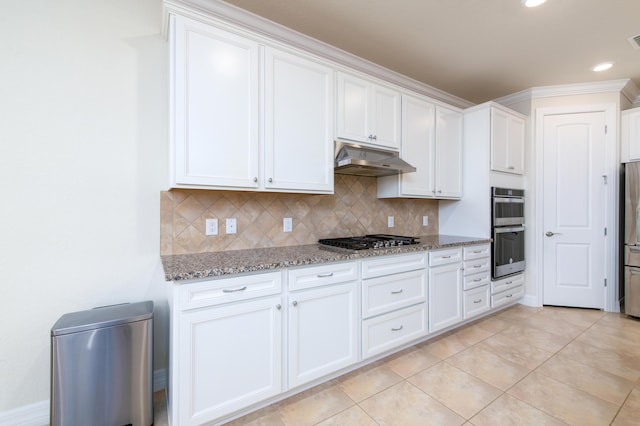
[522,0,547,7]
[592,62,614,72]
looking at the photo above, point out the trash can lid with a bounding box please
[51,301,153,336]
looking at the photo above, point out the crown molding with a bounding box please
[162,0,474,109]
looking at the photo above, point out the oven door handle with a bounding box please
[493,197,524,204]
[494,226,525,234]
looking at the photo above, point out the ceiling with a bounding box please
[223,0,640,104]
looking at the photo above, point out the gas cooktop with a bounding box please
[318,234,420,250]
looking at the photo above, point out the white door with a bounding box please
[542,112,606,308]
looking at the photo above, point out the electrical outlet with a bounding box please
[205,218,218,236]
[388,216,394,228]
[423,215,429,226]
[283,217,293,232]
[226,218,237,234]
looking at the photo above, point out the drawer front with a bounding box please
[463,285,490,319]
[463,258,491,276]
[491,284,525,308]
[428,248,463,267]
[179,271,282,310]
[361,253,427,279]
[288,261,358,291]
[491,273,525,294]
[625,245,640,268]
[362,269,427,318]
[362,304,427,359]
[463,244,491,260]
[463,271,491,290]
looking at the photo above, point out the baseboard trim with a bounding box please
[0,368,167,426]
[519,294,540,307]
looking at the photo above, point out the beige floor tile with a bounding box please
[359,381,466,426]
[453,323,495,346]
[408,362,501,419]
[473,315,511,334]
[575,327,640,357]
[226,411,285,426]
[520,314,587,340]
[276,385,354,426]
[385,345,441,378]
[477,332,554,370]
[537,353,636,405]
[469,393,567,426]
[498,323,572,353]
[446,346,530,391]
[559,340,640,381]
[612,388,640,425]
[338,363,403,402]
[496,304,543,321]
[589,320,640,342]
[315,405,377,426]
[508,371,619,426]
[536,306,605,328]
[422,332,470,359]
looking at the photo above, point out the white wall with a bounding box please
[0,0,168,413]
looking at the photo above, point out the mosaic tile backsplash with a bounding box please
[160,174,439,255]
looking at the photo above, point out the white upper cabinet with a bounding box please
[621,107,640,163]
[336,72,401,149]
[170,15,333,193]
[377,95,462,199]
[172,15,260,189]
[491,107,525,174]
[264,47,334,192]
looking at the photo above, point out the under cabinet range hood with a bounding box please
[334,141,416,177]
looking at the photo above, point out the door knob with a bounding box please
[546,231,562,237]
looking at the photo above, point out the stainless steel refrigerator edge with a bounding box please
[623,162,640,317]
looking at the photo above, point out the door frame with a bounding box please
[534,103,619,312]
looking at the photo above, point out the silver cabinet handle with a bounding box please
[437,190,442,194]
[292,301,298,306]
[368,134,374,140]
[253,177,258,183]
[506,294,513,298]
[546,231,562,237]
[276,304,281,310]
[473,299,482,303]
[391,289,404,294]
[508,166,515,170]
[317,272,334,278]
[372,135,377,140]
[391,325,403,331]
[473,278,482,282]
[222,286,247,293]
[473,250,482,253]
[473,264,482,268]
[505,281,513,285]
[442,255,452,259]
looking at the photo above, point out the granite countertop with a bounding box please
[161,234,491,282]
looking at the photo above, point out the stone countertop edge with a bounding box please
[161,234,492,282]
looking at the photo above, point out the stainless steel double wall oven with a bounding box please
[491,187,525,279]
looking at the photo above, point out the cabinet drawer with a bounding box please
[463,244,490,260]
[491,284,524,308]
[428,248,462,267]
[362,303,427,359]
[361,253,427,279]
[179,271,282,310]
[463,271,491,290]
[491,273,525,294]
[362,269,427,318]
[288,261,358,291]
[463,285,490,319]
[463,258,491,276]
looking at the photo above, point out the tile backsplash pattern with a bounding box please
[161,175,439,255]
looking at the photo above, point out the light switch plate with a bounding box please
[226,218,237,234]
[423,215,429,226]
[283,217,292,233]
[388,216,394,228]
[205,218,218,236]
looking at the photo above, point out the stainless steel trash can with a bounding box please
[50,301,153,426]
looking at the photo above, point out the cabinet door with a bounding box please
[264,48,334,193]
[172,15,260,188]
[336,72,370,144]
[399,94,435,197]
[491,107,524,174]
[435,106,463,198]
[178,296,282,426]
[628,110,640,161]
[288,282,359,388]
[372,84,401,149]
[428,262,463,332]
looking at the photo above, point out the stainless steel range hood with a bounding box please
[334,141,416,177]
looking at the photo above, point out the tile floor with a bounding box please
[153,304,640,425]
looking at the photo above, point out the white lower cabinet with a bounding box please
[287,278,359,388]
[491,273,525,308]
[428,249,463,332]
[176,295,283,426]
[462,244,491,319]
[362,303,428,358]
[463,285,491,319]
